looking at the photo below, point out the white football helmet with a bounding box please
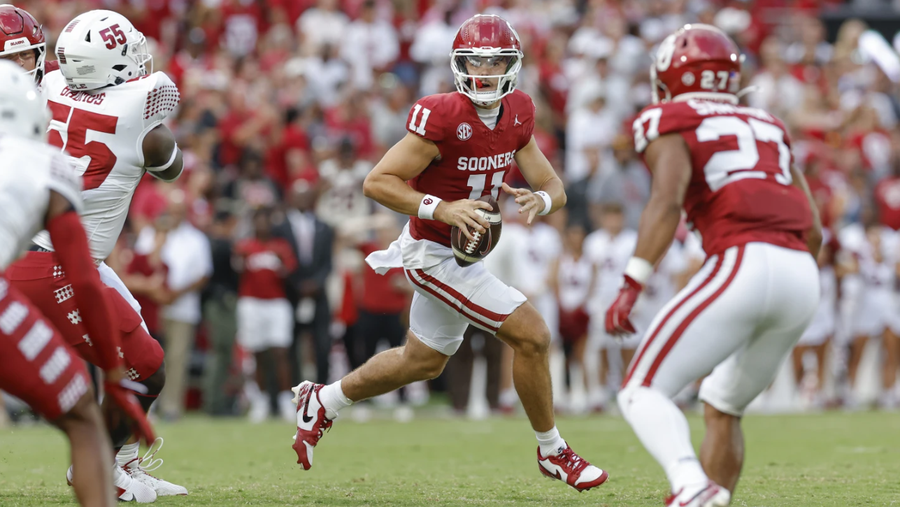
[55,10,152,91]
[0,59,48,141]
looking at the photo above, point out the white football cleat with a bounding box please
[113,463,158,503]
[537,444,609,492]
[291,381,334,470]
[123,438,188,496]
[665,481,731,507]
[66,463,157,503]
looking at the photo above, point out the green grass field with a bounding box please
[1,411,899,506]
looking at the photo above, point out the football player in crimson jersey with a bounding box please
[0,4,58,83]
[5,9,187,499]
[605,25,822,507]
[0,61,155,507]
[291,14,608,491]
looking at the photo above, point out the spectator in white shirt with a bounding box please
[315,138,373,231]
[298,0,350,53]
[137,191,213,421]
[342,0,400,90]
[410,9,458,96]
[565,82,617,181]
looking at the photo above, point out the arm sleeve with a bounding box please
[46,211,121,370]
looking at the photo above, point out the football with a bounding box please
[450,195,502,267]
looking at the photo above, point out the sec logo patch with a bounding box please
[457,122,472,141]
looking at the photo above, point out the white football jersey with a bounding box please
[585,228,637,313]
[34,70,179,260]
[0,136,82,268]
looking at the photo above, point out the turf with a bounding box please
[0,411,898,506]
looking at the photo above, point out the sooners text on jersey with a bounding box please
[633,100,811,256]
[34,69,179,260]
[406,89,535,247]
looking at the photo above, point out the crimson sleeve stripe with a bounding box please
[640,245,745,387]
[413,269,506,322]
[406,270,501,333]
[621,252,726,388]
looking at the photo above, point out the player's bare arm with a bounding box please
[142,124,183,182]
[605,133,690,336]
[632,134,692,266]
[789,165,823,258]
[505,136,567,224]
[362,132,492,241]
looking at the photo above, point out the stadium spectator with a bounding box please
[144,192,213,421]
[280,182,335,385]
[202,207,241,416]
[236,208,298,422]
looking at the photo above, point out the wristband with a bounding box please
[624,257,653,286]
[418,194,442,220]
[534,191,552,215]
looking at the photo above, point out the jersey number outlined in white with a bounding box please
[409,104,432,136]
[467,171,505,200]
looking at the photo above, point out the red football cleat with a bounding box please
[537,444,609,492]
[291,381,333,470]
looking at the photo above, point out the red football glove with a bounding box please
[104,374,156,445]
[605,275,643,335]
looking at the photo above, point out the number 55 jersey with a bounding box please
[34,69,179,260]
[632,100,812,257]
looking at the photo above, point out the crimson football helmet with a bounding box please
[0,5,46,83]
[651,24,744,104]
[450,14,523,107]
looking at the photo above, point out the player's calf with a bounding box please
[699,403,744,493]
[55,392,117,507]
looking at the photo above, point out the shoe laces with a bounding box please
[553,447,588,474]
[315,417,333,442]
[131,437,165,476]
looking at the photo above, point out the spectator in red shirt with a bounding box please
[234,207,299,423]
[875,158,900,231]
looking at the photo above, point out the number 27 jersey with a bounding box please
[33,69,180,260]
[632,100,812,256]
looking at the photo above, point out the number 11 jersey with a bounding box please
[34,69,180,260]
[632,99,812,257]
[405,90,535,248]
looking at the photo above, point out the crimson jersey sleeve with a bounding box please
[406,95,447,144]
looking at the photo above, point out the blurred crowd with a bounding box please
[4,0,900,424]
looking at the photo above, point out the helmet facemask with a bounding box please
[451,48,522,107]
[112,32,152,85]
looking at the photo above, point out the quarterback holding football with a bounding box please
[291,14,608,492]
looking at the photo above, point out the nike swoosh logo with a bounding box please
[301,389,315,424]
[680,486,717,507]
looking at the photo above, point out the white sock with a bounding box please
[116,442,140,468]
[535,426,567,457]
[318,380,353,419]
[619,386,708,492]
